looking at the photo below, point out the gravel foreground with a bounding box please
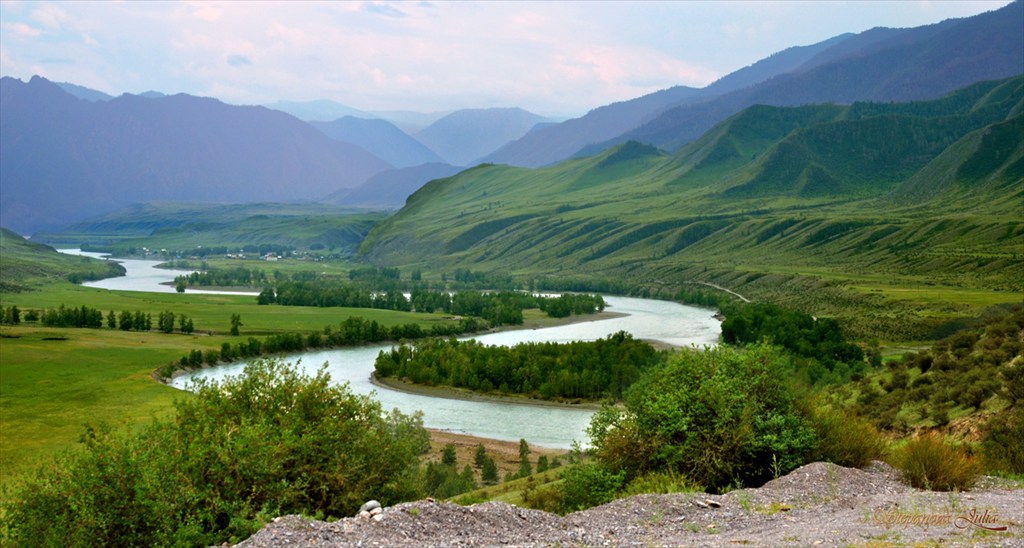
[236,462,1024,547]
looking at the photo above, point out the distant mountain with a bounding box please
[138,91,167,99]
[55,82,113,102]
[324,163,463,210]
[372,110,452,134]
[311,116,444,168]
[268,99,374,122]
[414,108,552,166]
[481,34,855,168]
[0,76,392,235]
[606,0,1024,153]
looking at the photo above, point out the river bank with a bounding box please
[371,374,604,410]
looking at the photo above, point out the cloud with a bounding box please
[362,1,407,18]
[227,54,251,67]
[2,22,41,37]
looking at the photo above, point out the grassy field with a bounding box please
[0,277,465,490]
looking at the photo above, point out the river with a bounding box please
[60,250,720,448]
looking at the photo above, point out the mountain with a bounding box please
[372,110,452,134]
[481,34,857,168]
[323,163,463,210]
[268,99,374,121]
[413,108,552,166]
[605,0,1024,153]
[55,82,113,102]
[311,116,444,168]
[0,76,392,235]
[359,77,1024,333]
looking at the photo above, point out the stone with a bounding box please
[359,500,382,514]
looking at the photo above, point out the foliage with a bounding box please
[588,344,816,492]
[621,469,702,497]
[807,406,887,468]
[374,332,666,401]
[0,359,429,546]
[981,407,1024,475]
[839,306,1023,432]
[721,302,865,385]
[892,434,980,491]
[557,463,626,513]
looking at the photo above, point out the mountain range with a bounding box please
[358,75,1023,302]
[0,76,393,234]
[2,1,1020,237]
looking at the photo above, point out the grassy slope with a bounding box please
[33,202,387,255]
[0,229,124,292]
[360,77,1024,340]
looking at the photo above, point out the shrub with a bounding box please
[558,463,626,513]
[621,469,701,496]
[808,407,887,468]
[893,434,980,491]
[0,359,429,545]
[981,407,1024,474]
[589,344,815,492]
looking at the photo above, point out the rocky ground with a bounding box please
[236,462,1024,547]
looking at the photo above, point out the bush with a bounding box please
[558,463,626,513]
[621,470,701,496]
[981,407,1024,474]
[893,434,980,491]
[0,359,429,546]
[589,344,815,492]
[809,407,887,468]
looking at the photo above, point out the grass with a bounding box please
[0,279,467,490]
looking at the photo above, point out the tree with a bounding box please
[474,443,488,468]
[587,343,815,492]
[518,438,532,477]
[441,444,457,466]
[158,311,176,334]
[230,314,243,336]
[481,456,499,485]
[107,310,116,329]
[175,278,186,293]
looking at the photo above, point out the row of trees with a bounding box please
[161,315,487,377]
[374,331,666,401]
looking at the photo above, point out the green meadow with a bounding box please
[0,278,461,489]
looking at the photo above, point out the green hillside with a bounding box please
[0,229,124,292]
[34,202,387,256]
[360,76,1024,340]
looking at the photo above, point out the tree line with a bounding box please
[374,331,666,401]
[159,315,487,378]
[15,304,197,333]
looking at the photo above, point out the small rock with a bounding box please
[705,499,722,508]
[370,507,383,516]
[358,511,371,520]
[359,500,382,514]
[693,500,709,508]
[372,513,384,522]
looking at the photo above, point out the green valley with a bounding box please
[360,76,1024,340]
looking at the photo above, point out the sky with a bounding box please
[0,0,1014,117]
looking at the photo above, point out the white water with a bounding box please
[60,249,720,448]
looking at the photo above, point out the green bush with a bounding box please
[893,434,980,491]
[809,407,888,468]
[558,463,626,513]
[621,469,701,496]
[589,344,815,492]
[1,359,429,546]
[981,407,1024,474]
